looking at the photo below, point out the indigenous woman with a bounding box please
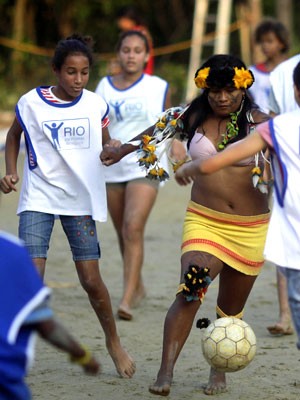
[101,54,271,395]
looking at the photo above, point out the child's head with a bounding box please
[254,18,289,55]
[116,30,150,54]
[52,34,94,71]
[116,6,145,31]
[116,30,150,74]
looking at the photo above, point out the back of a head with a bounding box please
[116,5,145,26]
[293,61,300,90]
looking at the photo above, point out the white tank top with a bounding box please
[264,110,300,270]
[95,73,169,182]
[16,86,109,222]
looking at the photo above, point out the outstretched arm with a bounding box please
[100,125,155,166]
[175,131,267,186]
[36,318,100,375]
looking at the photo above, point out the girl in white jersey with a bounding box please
[176,60,300,354]
[0,34,135,379]
[95,30,186,321]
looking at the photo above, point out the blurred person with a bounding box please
[249,17,289,113]
[249,18,292,336]
[264,52,300,336]
[95,30,186,321]
[0,34,135,379]
[116,5,154,74]
[0,224,100,400]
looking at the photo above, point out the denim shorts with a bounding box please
[19,211,100,261]
[280,266,300,350]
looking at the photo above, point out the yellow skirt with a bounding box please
[181,201,270,276]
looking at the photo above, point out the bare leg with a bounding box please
[149,296,200,396]
[75,260,136,378]
[203,266,258,395]
[267,266,294,335]
[149,252,224,396]
[107,181,157,320]
[32,258,46,278]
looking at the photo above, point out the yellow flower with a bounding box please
[233,67,254,89]
[194,67,210,89]
[251,166,261,175]
[142,144,156,153]
[156,121,166,129]
[141,135,152,145]
[156,168,165,177]
[140,153,157,165]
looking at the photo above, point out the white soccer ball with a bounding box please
[201,317,257,373]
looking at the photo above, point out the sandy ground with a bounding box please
[1,152,300,400]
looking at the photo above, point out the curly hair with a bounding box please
[52,33,94,70]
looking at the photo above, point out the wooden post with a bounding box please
[185,0,209,102]
[235,2,251,66]
[214,0,232,54]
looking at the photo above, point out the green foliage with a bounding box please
[156,61,188,105]
[1,1,300,110]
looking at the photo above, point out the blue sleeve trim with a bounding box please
[269,119,287,207]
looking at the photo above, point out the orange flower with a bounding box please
[194,67,210,89]
[141,135,152,145]
[233,67,254,89]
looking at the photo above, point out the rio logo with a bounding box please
[63,126,85,136]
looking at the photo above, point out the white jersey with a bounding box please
[95,73,169,182]
[249,64,271,113]
[263,111,300,270]
[16,86,109,222]
[269,54,300,113]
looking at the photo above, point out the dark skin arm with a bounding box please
[0,117,22,193]
[100,125,155,166]
[35,317,100,374]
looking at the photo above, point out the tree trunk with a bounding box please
[248,0,263,64]
[11,0,28,77]
[276,0,292,39]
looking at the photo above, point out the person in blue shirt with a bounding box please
[0,228,99,400]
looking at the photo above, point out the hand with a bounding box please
[106,138,122,148]
[169,139,187,162]
[70,346,100,375]
[174,162,195,186]
[100,145,122,166]
[0,174,19,193]
[82,355,101,375]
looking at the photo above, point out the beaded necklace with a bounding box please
[217,98,244,151]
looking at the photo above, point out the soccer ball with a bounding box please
[201,317,256,373]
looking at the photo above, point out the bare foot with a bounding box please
[149,375,172,397]
[132,284,146,308]
[204,368,227,395]
[107,341,136,378]
[267,322,294,335]
[117,304,133,321]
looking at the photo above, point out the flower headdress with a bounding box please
[194,66,254,90]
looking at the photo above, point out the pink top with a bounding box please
[256,121,274,148]
[189,132,255,166]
